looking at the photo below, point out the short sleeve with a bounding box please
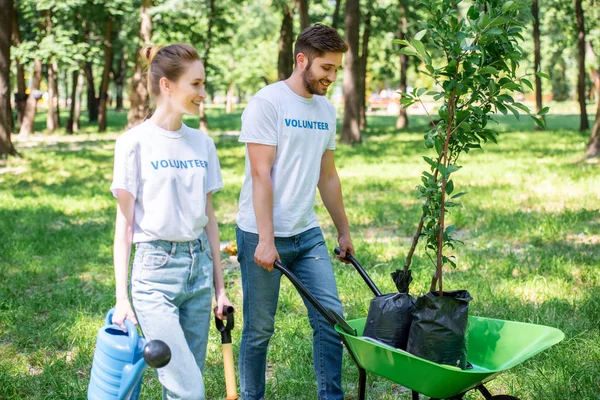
[206,139,224,194]
[327,122,336,150]
[239,96,278,146]
[110,136,140,199]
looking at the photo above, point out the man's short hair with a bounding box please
[294,24,348,65]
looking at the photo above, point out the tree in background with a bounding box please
[532,0,544,129]
[575,0,589,131]
[0,0,17,156]
[126,0,152,129]
[396,0,410,128]
[341,0,361,143]
[277,0,295,81]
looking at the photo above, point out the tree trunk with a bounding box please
[585,44,600,158]
[11,4,26,128]
[532,0,544,129]
[332,0,342,30]
[98,18,113,132]
[114,50,126,111]
[199,0,215,132]
[341,0,361,144]
[586,93,600,158]
[359,5,372,130]
[277,2,294,82]
[67,70,78,134]
[575,0,589,131]
[84,61,98,123]
[126,0,152,129]
[19,59,42,137]
[396,0,409,129]
[296,0,309,30]
[46,61,58,132]
[74,70,84,132]
[226,81,235,114]
[0,0,16,156]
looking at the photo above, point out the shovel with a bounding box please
[214,306,238,400]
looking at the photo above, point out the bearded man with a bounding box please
[235,24,354,400]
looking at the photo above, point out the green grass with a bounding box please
[1,109,599,399]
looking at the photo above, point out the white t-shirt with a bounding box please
[110,120,223,243]
[236,81,337,237]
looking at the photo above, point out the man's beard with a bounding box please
[302,62,331,95]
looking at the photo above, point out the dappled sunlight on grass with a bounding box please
[1,113,599,399]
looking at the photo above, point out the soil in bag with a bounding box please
[406,290,472,369]
[362,269,415,350]
[363,292,416,350]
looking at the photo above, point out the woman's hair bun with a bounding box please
[140,45,163,64]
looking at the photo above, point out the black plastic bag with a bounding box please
[406,290,472,369]
[363,292,416,350]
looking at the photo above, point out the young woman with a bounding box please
[110,43,232,400]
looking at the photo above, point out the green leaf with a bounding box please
[414,29,427,41]
[410,39,430,64]
[538,106,550,115]
[423,156,437,168]
[479,66,498,75]
[505,104,520,120]
[535,71,550,80]
[521,78,533,91]
[445,180,454,195]
[447,165,460,174]
[392,39,410,46]
[486,27,504,35]
[416,87,428,97]
[445,225,455,235]
[502,1,515,13]
[452,192,468,199]
[398,47,418,56]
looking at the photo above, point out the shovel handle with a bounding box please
[334,248,382,296]
[222,343,238,399]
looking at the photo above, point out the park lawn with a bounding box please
[0,109,599,399]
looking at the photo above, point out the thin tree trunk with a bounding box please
[199,0,215,132]
[296,0,309,30]
[114,51,126,111]
[341,0,361,144]
[126,0,152,129]
[585,44,600,158]
[332,0,342,30]
[11,4,26,128]
[74,70,84,132]
[98,18,113,132]
[226,80,235,114]
[67,70,78,134]
[46,61,58,132]
[359,5,372,130]
[532,0,544,129]
[84,61,98,123]
[0,0,16,156]
[575,0,589,131]
[277,2,294,82]
[396,0,409,129]
[19,59,42,137]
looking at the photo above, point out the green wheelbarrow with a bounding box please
[273,251,564,400]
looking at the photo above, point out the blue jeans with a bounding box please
[236,227,344,400]
[131,232,213,400]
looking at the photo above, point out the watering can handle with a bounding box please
[106,308,140,357]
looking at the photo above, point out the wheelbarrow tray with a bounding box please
[336,315,564,399]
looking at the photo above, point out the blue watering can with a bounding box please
[88,309,171,400]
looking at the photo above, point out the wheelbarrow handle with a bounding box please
[273,261,357,336]
[334,248,382,297]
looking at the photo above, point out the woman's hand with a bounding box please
[112,298,138,331]
[214,292,234,320]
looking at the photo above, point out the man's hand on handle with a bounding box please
[336,233,354,264]
[254,239,280,272]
